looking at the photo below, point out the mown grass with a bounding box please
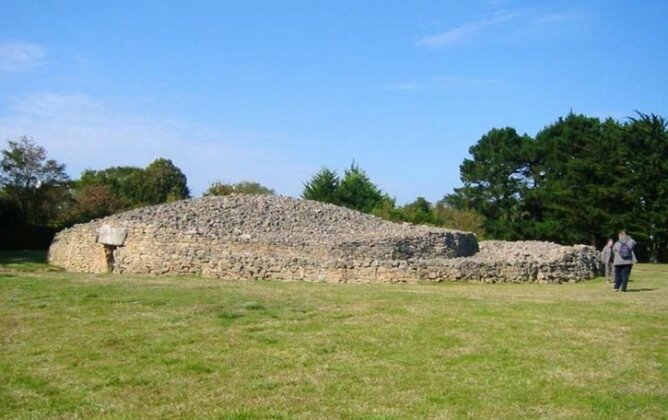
[0,253,666,419]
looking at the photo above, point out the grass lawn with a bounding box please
[0,251,666,419]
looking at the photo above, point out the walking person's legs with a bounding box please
[605,263,613,282]
[620,264,632,292]
[613,265,622,291]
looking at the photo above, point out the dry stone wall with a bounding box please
[48,195,600,283]
[412,241,600,283]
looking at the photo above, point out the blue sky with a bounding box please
[1,0,667,204]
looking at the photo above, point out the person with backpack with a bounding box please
[601,238,615,283]
[612,231,637,292]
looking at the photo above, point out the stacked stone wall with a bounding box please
[48,195,600,283]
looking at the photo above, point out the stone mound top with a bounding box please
[100,194,466,246]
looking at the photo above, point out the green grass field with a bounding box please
[1,251,666,419]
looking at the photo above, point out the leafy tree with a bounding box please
[302,167,341,204]
[0,136,69,224]
[63,184,122,224]
[446,127,533,239]
[231,181,274,195]
[396,197,435,225]
[434,201,486,238]
[302,163,387,214]
[625,112,668,262]
[0,193,22,236]
[78,166,145,208]
[338,163,385,213]
[597,117,634,238]
[76,158,190,209]
[204,182,235,197]
[370,196,399,220]
[142,158,190,204]
[204,181,275,196]
[446,112,668,262]
[530,114,608,244]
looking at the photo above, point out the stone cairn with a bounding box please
[48,195,601,283]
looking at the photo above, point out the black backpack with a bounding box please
[618,242,632,260]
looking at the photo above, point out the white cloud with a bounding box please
[418,11,519,48]
[0,92,309,197]
[418,9,585,49]
[0,41,45,72]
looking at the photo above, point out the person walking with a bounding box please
[612,231,637,292]
[601,238,614,283]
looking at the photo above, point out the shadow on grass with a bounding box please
[625,288,657,293]
[0,250,60,273]
[0,250,47,264]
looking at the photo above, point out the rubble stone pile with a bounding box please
[48,195,600,283]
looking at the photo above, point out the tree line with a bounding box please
[444,112,667,263]
[1,111,666,262]
[301,163,486,237]
[301,111,668,263]
[0,137,275,248]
